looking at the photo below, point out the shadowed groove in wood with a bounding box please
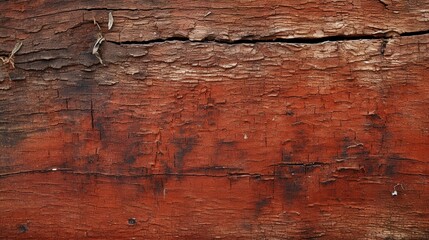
[106,29,429,45]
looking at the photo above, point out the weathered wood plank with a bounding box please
[1,35,428,239]
[1,172,429,239]
[0,0,429,46]
[1,1,429,239]
[1,35,428,175]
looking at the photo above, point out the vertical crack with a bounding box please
[90,99,94,129]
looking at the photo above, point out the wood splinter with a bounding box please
[93,17,101,30]
[108,12,114,30]
[92,17,105,65]
[92,33,105,64]
[92,12,113,65]
[392,183,405,196]
[0,42,22,69]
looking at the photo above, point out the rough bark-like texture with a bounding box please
[1,1,429,239]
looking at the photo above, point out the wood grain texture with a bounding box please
[1,0,429,239]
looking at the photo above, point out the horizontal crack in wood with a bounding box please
[0,168,269,179]
[107,29,429,46]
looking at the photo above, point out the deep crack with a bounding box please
[107,29,429,46]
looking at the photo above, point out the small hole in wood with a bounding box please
[18,224,28,233]
[128,218,137,225]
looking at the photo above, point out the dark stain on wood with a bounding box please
[254,198,271,216]
[151,176,165,196]
[282,179,303,202]
[0,131,26,147]
[172,136,197,170]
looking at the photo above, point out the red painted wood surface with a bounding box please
[1,1,429,239]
